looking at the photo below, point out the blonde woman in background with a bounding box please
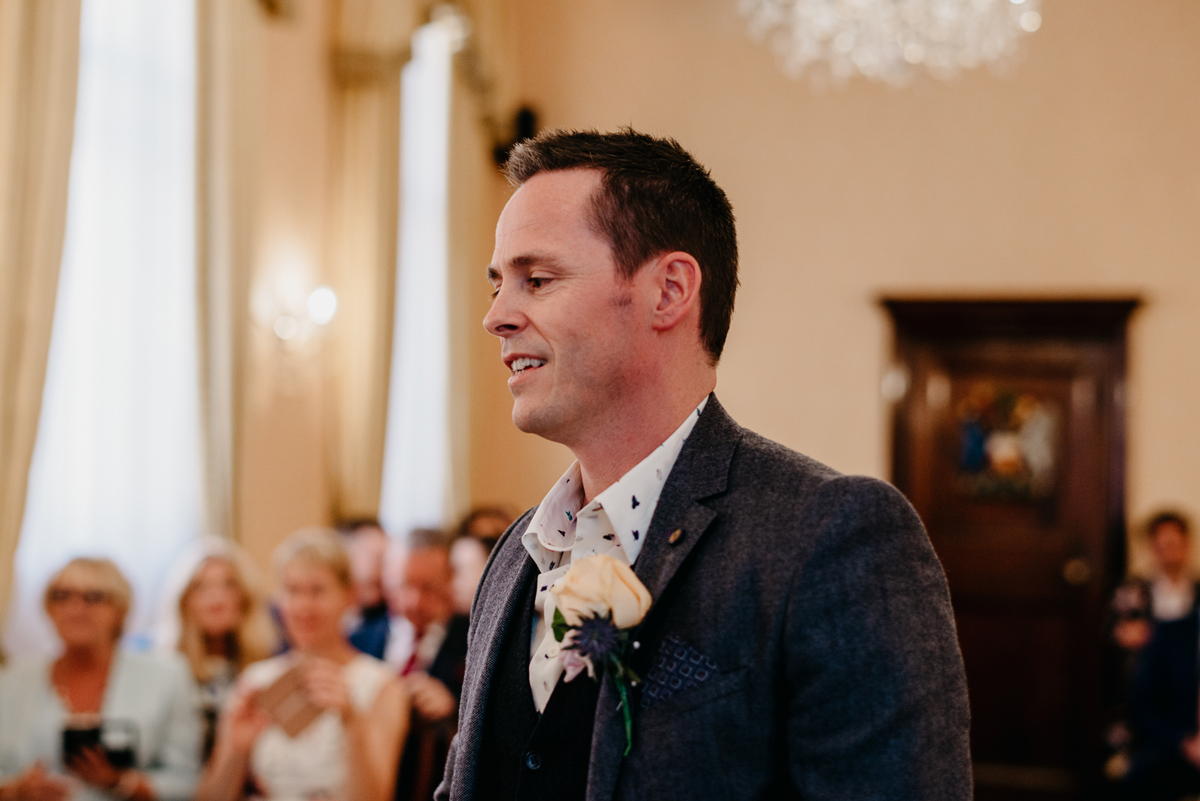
[0,558,200,801]
[170,539,277,762]
[197,528,408,801]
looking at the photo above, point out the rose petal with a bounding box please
[551,554,653,629]
[562,649,595,682]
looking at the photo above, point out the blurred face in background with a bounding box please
[184,557,243,638]
[390,547,453,637]
[46,565,124,650]
[1153,522,1190,578]
[279,559,353,651]
[464,513,510,541]
[450,538,489,616]
[345,526,388,611]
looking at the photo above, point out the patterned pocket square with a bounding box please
[641,635,719,710]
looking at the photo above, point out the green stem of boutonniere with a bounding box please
[609,654,635,757]
[553,607,640,756]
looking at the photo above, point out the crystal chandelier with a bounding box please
[739,0,1044,87]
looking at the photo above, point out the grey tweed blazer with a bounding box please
[438,395,972,800]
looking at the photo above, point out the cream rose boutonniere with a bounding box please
[550,554,652,755]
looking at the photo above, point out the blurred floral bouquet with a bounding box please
[550,554,652,755]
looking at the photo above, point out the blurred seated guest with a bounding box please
[447,507,513,618]
[339,520,391,653]
[381,531,468,687]
[1113,511,1198,652]
[170,539,277,762]
[0,558,200,801]
[454,506,515,548]
[197,528,407,801]
[449,535,497,619]
[381,530,467,801]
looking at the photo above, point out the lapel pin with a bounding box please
[668,529,684,544]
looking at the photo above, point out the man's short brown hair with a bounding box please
[1148,510,1191,538]
[503,128,739,363]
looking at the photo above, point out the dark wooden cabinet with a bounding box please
[885,300,1138,800]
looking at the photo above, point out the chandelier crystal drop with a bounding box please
[739,0,1043,87]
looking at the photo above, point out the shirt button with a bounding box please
[525,751,542,771]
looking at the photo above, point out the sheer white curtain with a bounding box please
[3,0,201,657]
[378,18,456,541]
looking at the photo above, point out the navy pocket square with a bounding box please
[641,635,719,710]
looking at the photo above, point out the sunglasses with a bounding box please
[48,588,113,606]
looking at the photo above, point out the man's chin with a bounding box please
[510,403,541,435]
[511,400,564,441]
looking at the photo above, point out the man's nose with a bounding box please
[482,283,522,337]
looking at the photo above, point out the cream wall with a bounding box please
[236,0,517,569]
[464,0,1200,568]
[179,0,1200,575]
[238,0,337,571]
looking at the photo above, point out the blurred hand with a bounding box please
[304,658,354,721]
[1113,619,1152,651]
[1,762,70,801]
[220,685,271,757]
[407,672,456,722]
[67,745,121,789]
[1183,734,1200,769]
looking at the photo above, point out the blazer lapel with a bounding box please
[636,393,740,604]
[454,515,538,800]
[587,394,743,801]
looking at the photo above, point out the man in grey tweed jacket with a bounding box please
[438,129,971,800]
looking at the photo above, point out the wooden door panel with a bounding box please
[885,300,1135,800]
[958,611,1074,763]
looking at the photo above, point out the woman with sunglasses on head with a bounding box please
[0,558,201,801]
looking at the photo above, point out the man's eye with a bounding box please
[528,277,549,290]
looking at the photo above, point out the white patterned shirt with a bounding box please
[525,397,708,710]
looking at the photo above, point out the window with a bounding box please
[4,0,201,655]
[378,17,460,539]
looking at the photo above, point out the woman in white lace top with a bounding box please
[197,529,408,801]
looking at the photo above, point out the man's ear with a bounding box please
[649,251,702,333]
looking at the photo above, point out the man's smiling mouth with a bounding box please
[510,357,547,375]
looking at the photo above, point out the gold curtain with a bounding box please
[195,0,267,541]
[325,0,417,522]
[0,0,82,622]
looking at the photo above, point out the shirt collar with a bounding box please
[592,396,707,563]
[521,461,583,572]
[523,396,708,570]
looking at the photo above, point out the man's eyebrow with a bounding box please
[511,253,555,268]
[486,266,500,283]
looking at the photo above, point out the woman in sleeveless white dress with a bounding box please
[197,529,409,801]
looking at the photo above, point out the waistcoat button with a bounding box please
[525,751,542,771]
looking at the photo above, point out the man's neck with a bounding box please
[573,385,713,502]
[1161,566,1187,584]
